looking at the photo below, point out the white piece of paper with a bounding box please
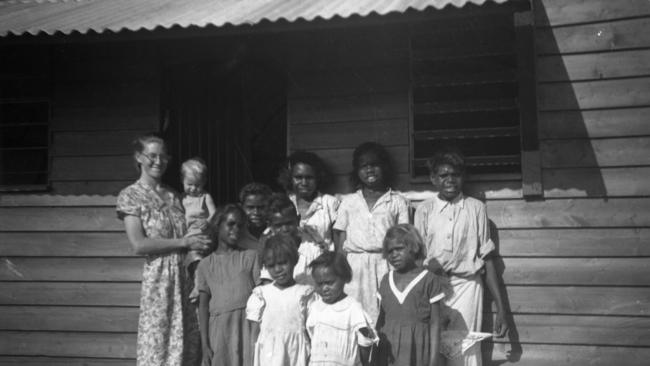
[440,330,493,359]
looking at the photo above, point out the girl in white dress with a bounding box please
[247,232,316,366]
[307,252,379,366]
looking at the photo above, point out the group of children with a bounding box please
[177,142,507,366]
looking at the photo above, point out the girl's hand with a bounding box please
[201,348,213,366]
[184,235,212,254]
[300,226,327,250]
[493,310,509,338]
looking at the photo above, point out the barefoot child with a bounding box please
[180,157,217,302]
[246,233,316,366]
[377,224,444,366]
[307,252,379,366]
[414,151,508,366]
[197,204,261,366]
[333,142,410,324]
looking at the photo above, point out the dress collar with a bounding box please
[389,269,428,304]
[434,192,465,213]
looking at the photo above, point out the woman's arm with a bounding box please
[428,303,441,366]
[123,215,210,255]
[484,256,508,337]
[199,291,212,366]
[333,229,346,253]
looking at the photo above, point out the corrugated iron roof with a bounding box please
[0,0,510,37]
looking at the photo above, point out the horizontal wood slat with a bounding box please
[288,92,409,124]
[497,228,650,257]
[288,66,409,98]
[0,357,134,366]
[537,49,650,82]
[486,198,650,228]
[2,257,648,285]
[0,331,135,358]
[52,131,147,157]
[0,207,122,232]
[0,233,132,256]
[539,108,650,139]
[492,286,650,316]
[4,198,650,231]
[534,0,650,26]
[497,314,650,347]
[314,145,409,175]
[52,81,158,108]
[541,138,650,168]
[543,167,650,197]
[0,306,138,332]
[0,258,142,281]
[290,119,408,149]
[51,156,136,181]
[487,343,650,366]
[0,195,116,207]
[537,18,650,54]
[0,282,140,306]
[50,181,132,196]
[499,258,650,286]
[51,105,159,132]
[538,77,650,111]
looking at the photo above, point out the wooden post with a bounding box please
[515,8,542,198]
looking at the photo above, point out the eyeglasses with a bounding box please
[141,153,171,163]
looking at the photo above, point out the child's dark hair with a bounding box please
[209,203,246,239]
[383,224,426,260]
[309,251,353,283]
[267,193,298,217]
[426,150,466,175]
[262,232,300,267]
[131,132,166,171]
[238,182,273,203]
[277,150,331,192]
[349,142,394,188]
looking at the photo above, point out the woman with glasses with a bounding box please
[117,132,211,366]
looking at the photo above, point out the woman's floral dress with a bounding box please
[117,180,200,366]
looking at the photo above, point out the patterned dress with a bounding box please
[117,180,200,366]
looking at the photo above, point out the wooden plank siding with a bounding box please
[1,0,649,365]
[284,1,650,365]
[0,41,160,364]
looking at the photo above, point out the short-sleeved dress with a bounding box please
[246,283,316,366]
[196,249,261,366]
[333,189,410,324]
[289,192,340,250]
[307,296,379,366]
[116,180,199,366]
[377,269,445,366]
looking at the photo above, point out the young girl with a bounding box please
[181,157,217,302]
[377,224,444,366]
[196,204,261,366]
[307,251,379,366]
[333,142,410,324]
[246,233,316,366]
[279,150,340,250]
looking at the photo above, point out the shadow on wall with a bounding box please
[482,3,608,364]
[533,2,607,198]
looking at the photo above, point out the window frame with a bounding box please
[0,99,52,192]
[407,6,541,198]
